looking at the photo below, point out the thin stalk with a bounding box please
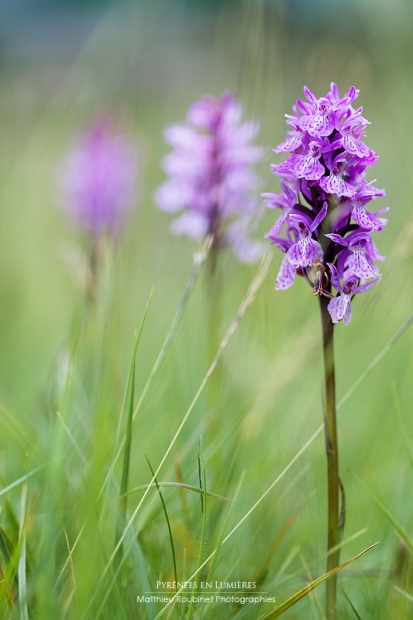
[145,456,178,590]
[206,244,221,415]
[115,329,139,568]
[319,295,340,620]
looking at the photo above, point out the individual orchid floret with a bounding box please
[326,231,382,279]
[319,153,355,198]
[156,91,264,263]
[264,83,387,325]
[327,263,381,325]
[60,117,138,237]
[287,205,327,268]
[293,140,325,180]
[348,182,388,232]
[266,203,328,292]
[299,87,335,137]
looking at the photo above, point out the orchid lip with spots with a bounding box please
[264,83,388,324]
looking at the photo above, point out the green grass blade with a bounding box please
[115,289,153,564]
[187,437,208,620]
[257,543,379,619]
[116,287,154,453]
[121,481,235,503]
[395,586,413,603]
[119,329,139,515]
[342,589,364,620]
[0,461,51,499]
[337,313,413,410]
[351,470,413,550]
[18,485,29,620]
[0,527,12,566]
[145,455,178,590]
[204,469,246,587]
[274,528,368,590]
[132,237,213,424]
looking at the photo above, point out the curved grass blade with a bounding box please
[115,292,154,567]
[0,462,51,499]
[351,470,413,551]
[119,328,139,516]
[337,313,413,411]
[187,438,208,620]
[342,589,364,620]
[145,455,178,591]
[116,288,154,454]
[257,543,379,620]
[274,528,368,590]
[121,481,235,503]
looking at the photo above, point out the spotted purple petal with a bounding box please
[287,236,323,267]
[275,256,296,290]
[293,155,325,180]
[328,294,351,324]
[347,249,378,278]
[343,299,352,325]
[319,173,355,198]
[352,204,386,232]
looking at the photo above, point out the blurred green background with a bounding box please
[1,0,413,618]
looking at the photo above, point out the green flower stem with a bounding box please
[206,245,221,414]
[319,295,340,620]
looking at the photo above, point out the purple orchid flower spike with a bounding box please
[61,117,138,238]
[264,83,387,325]
[156,91,264,263]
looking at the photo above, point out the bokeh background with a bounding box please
[1,0,413,618]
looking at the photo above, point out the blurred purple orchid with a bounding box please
[61,117,138,237]
[155,91,265,263]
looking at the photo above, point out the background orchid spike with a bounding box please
[264,82,388,325]
[61,116,138,237]
[156,91,265,263]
